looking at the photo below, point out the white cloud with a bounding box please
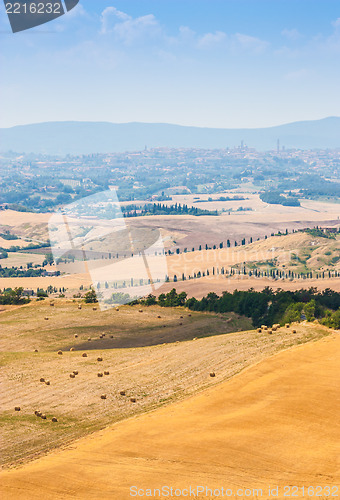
[100,7,161,44]
[197,31,227,48]
[231,33,269,54]
[281,28,302,41]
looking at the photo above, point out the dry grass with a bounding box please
[0,298,331,469]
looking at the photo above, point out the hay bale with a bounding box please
[192,337,197,341]
[97,372,103,377]
[130,397,136,403]
[100,394,107,399]
[292,329,297,334]
[179,322,183,326]
[285,323,290,328]
[70,373,75,378]
[57,350,63,355]
[70,347,75,352]
[115,307,119,311]
[272,326,277,332]
[104,370,109,375]
[74,334,78,338]
[157,315,161,318]
[44,317,49,321]
[40,377,45,383]
[210,372,216,378]
[110,335,114,338]
[139,309,143,313]
[50,302,54,307]
[14,406,21,411]
[180,316,183,318]
[102,333,106,337]
[87,338,91,341]
[73,370,78,375]
[78,305,82,310]
[34,349,38,352]
[34,410,40,416]
[93,307,97,311]
[119,390,126,396]
[82,353,87,357]
[99,335,103,339]
[268,329,273,334]
[97,357,103,362]
[52,417,58,422]
[257,328,262,333]
[41,414,47,420]
[45,380,50,385]
[188,314,191,317]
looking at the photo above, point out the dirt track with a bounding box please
[1,332,339,499]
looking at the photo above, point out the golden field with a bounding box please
[0,316,338,499]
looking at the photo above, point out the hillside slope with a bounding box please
[1,331,339,499]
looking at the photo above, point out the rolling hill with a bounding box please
[1,117,340,155]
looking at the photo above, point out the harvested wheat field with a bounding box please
[1,329,339,499]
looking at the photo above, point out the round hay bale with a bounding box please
[285,323,290,328]
[41,414,47,420]
[102,333,106,337]
[87,338,91,341]
[52,417,58,422]
[263,326,268,331]
[115,307,119,311]
[163,325,166,328]
[70,347,75,352]
[110,335,114,338]
[119,390,126,396]
[272,326,277,332]
[100,394,107,399]
[157,315,161,318]
[45,380,50,386]
[130,397,136,403]
[180,316,183,319]
[14,406,21,411]
[78,305,82,310]
[139,309,143,313]
[97,372,103,377]
[97,357,103,362]
[40,377,45,383]
[292,329,297,334]
[104,370,109,375]
[257,328,262,333]
[179,322,183,325]
[99,335,103,339]
[73,370,78,375]
[44,317,49,321]
[74,334,78,338]
[210,372,216,378]
[50,302,54,307]
[188,314,191,317]
[93,307,97,311]
[70,373,75,378]
[34,349,38,352]
[268,329,273,334]
[82,353,87,357]
[57,350,63,355]
[34,410,40,416]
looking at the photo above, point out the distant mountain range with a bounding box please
[0,117,339,155]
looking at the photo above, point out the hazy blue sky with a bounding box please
[1,0,340,128]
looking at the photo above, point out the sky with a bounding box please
[0,0,340,128]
